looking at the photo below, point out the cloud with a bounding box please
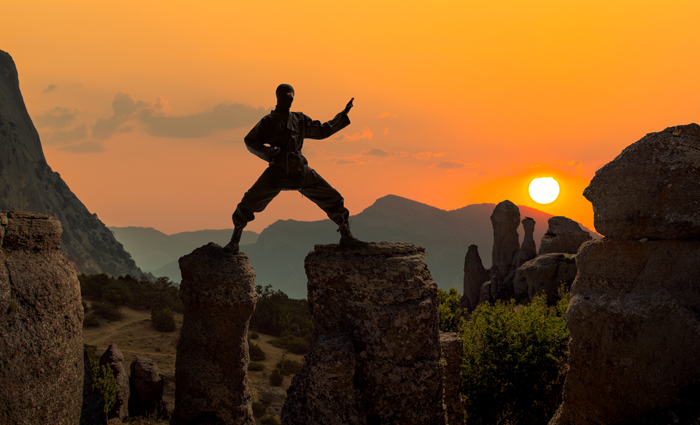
[46,124,88,145]
[364,147,389,157]
[43,84,57,93]
[413,151,433,161]
[334,158,361,165]
[334,126,373,141]
[34,107,78,128]
[429,160,479,170]
[57,141,105,154]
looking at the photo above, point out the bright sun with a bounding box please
[529,177,560,204]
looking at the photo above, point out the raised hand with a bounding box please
[343,98,354,115]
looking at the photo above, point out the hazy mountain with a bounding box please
[109,227,258,279]
[0,49,143,277]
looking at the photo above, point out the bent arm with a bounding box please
[303,111,351,140]
[244,120,274,161]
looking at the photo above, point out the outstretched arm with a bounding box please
[304,98,354,140]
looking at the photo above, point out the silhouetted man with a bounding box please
[226,84,367,251]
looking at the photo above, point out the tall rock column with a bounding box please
[551,124,700,425]
[282,242,445,425]
[171,243,257,425]
[0,211,84,424]
[490,200,521,278]
[461,244,490,312]
[513,217,537,297]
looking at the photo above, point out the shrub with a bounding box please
[460,287,570,425]
[248,362,266,371]
[269,368,283,386]
[151,308,176,332]
[91,301,124,321]
[252,401,267,418]
[267,335,310,354]
[249,342,266,361]
[101,289,122,306]
[83,314,101,327]
[439,287,466,333]
[249,331,259,339]
[276,357,303,376]
[260,416,280,425]
[90,359,118,416]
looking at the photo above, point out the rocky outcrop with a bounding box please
[513,217,537,297]
[0,211,84,424]
[538,216,591,256]
[460,245,490,312]
[129,356,168,418]
[552,124,700,425]
[583,123,700,240]
[99,344,130,420]
[490,200,521,277]
[172,243,256,425]
[283,243,445,425]
[0,49,142,277]
[518,253,577,304]
[440,332,465,425]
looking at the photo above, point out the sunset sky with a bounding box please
[3,1,699,235]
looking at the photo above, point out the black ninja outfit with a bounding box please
[229,84,363,248]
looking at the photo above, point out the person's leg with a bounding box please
[227,168,281,250]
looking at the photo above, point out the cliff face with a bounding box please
[0,49,142,277]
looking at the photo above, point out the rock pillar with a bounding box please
[282,242,445,425]
[440,332,465,425]
[171,243,256,425]
[460,245,490,312]
[99,344,129,420]
[0,211,84,424]
[513,217,537,297]
[490,200,520,277]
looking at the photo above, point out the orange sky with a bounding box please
[3,1,699,234]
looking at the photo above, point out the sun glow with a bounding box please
[529,177,560,204]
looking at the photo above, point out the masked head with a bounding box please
[275,84,295,110]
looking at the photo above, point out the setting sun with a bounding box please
[529,177,560,204]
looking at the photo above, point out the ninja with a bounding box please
[226,84,368,251]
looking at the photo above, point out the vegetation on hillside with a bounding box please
[250,285,312,354]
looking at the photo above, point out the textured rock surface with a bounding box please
[129,356,168,418]
[490,200,521,277]
[460,245,490,312]
[284,242,445,424]
[81,350,107,425]
[538,216,591,256]
[440,332,465,425]
[0,211,84,424]
[100,344,130,420]
[171,243,256,425]
[519,253,577,304]
[584,123,700,240]
[551,238,700,425]
[513,217,537,297]
[0,49,142,277]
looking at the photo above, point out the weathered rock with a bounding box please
[0,211,84,424]
[282,334,363,424]
[518,253,577,304]
[81,350,107,425]
[171,243,256,425]
[513,217,537,297]
[440,332,465,425]
[460,245,490,312]
[284,242,445,424]
[538,216,591,256]
[551,238,700,425]
[99,344,130,420]
[129,356,168,418]
[584,123,700,240]
[490,200,521,276]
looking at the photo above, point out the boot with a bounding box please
[224,226,243,252]
[338,222,369,247]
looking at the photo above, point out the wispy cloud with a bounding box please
[43,84,57,93]
[57,140,106,154]
[334,126,373,141]
[34,107,79,129]
[46,124,88,145]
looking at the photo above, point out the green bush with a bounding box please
[267,335,310,354]
[91,301,124,321]
[276,357,303,376]
[151,308,176,332]
[90,359,118,416]
[249,331,259,339]
[248,362,266,371]
[439,287,466,333]
[252,401,267,418]
[83,314,101,327]
[269,368,283,386]
[460,287,570,425]
[249,342,266,361]
[260,416,280,425]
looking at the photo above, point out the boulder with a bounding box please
[99,344,130,420]
[460,245,490,312]
[518,253,577,304]
[129,356,168,418]
[551,238,700,425]
[513,217,537,297]
[171,243,256,425]
[284,242,445,424]
[490,200,521,276]
[583,123,700,240]
[0,211,84,424]
[440,332,465,425]
[538,216,591,256]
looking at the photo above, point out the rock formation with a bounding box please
[440,332,465,425]
[583,123,700,240]
[282,243,445,425]
[538,216,591,256]
[551,124,700,425]
[518,253,577,304]
[460,245,490,312]
[99,344,130,420]
[0,211,84,424]
[513,217,537,297]
[0,49,142,277]
[172,243,256,425]
[490,200,521,277]
[129,356,168,418]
